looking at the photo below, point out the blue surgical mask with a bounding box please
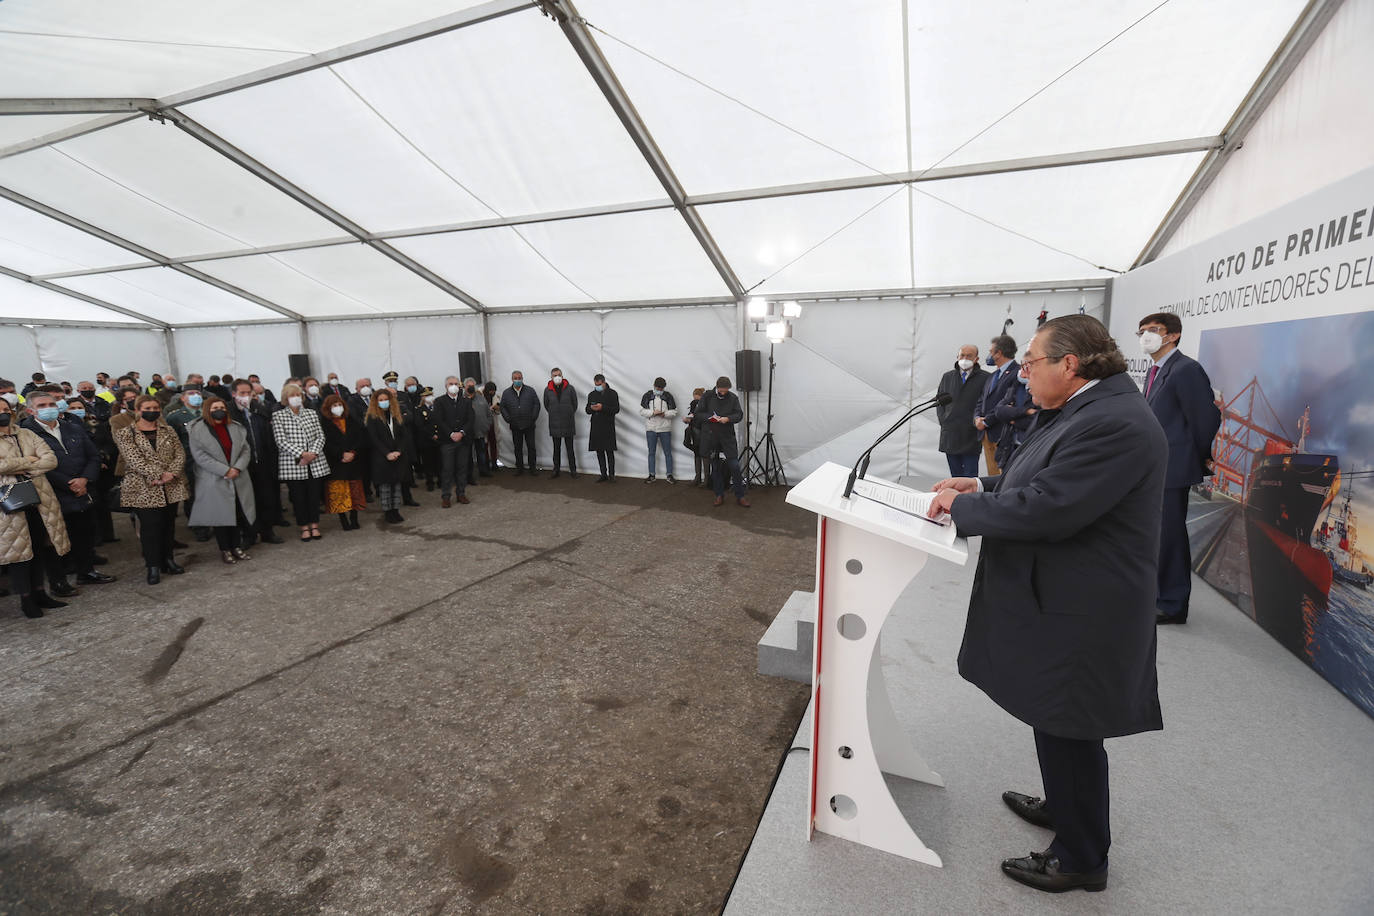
[406,384,417,393]
[69,407,86,418]
[187,393,203,407]
[595,384,604,392]
[653,388,663,395]
[378,399,391,410]
[36,406,61,422]
[1017,373,1029,386]
[513,380,523,388]
[56,399,68,411]
[386,380,398,389]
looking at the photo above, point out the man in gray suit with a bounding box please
[929,315,1166,894]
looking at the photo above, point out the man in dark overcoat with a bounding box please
[928,315,1166,894]
[935,343,987,477]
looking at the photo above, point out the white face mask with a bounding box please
[0,393,16,407]
[956,358,974,371]
[1138,331,1164,355]
[359,386,372,398]
[423,396,434,406]
[447,384,460,396]
[328,379,338,386]
[552,375,562,384]
[330,405,345,417]
[288,395,303,408]
[307,385,320,396]
[234,395,251,408]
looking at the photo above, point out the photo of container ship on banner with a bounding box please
[1189,312,1374,720]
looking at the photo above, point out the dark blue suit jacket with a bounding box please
[976,360,1020,443]
[1144,351,1221,489]
[22,417,100,515]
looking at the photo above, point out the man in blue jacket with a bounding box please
[974,334,1020,475]
[24,390,117,591]
[1138,312,1221,625]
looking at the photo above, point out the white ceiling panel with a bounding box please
[332,12,666,218]
[185,68,495,232]
[510,210,733,303]
[52,268,283,325]
[584,0,908,195]
[199,245,473,317]
[0,198,140,275]
[0,114,98,151]
[909,0,1307,168]
[0,0,497,98]
[699,186,912,296]
[0,273,145,324]
[910,153,1207,286]
[391,230,593,308]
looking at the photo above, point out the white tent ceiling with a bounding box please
[0,0,1329,327]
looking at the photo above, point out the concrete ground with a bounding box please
[0,469,813,915]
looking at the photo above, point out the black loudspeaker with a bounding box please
[458,351,484,382]
[735,349,762,391]
[288,353,312,379]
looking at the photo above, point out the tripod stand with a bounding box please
[741,343,788,486]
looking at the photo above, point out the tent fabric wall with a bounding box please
[1159,0,1374,258]
[0,325,40,382]
[231,323,303,385]
[170,327,235,382]
[31,326,169,384]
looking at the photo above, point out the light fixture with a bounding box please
[747,297,770,320]
[781,300,802,319]
[765,320,791,343]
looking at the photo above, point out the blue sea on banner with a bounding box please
[1306,584,1374,718]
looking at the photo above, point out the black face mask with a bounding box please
[466,387,475,395]
[141,410,160,422]
[210,410,227,421]
[0,415,10,427]
[79,391,95,399]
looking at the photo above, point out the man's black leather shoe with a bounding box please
[1002,791,1053,828]
[1156,613,1187,625]
[78,571,116,585]
[1001,850,1107,893]
[50,579,79,598]
[260,532,285,544]
[161,559,185,575]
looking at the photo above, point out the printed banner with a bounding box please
[1111,166,1374,720]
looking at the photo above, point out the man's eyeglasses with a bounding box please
[1136,326,1169,337]
[1020,355,1055,374]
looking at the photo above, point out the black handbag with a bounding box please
[0,477,40,513]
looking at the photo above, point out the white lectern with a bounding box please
[785,462,968,866]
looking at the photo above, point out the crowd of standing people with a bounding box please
[0,365,751,618]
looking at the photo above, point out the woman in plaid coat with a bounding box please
[271,382,331,542]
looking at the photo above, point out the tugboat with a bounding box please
[1318,484,1374,589]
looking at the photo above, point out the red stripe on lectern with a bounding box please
[810,516,827,831]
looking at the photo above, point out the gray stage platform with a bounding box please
[732,536,1374,914]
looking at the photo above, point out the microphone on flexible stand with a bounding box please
[843,392,953,499]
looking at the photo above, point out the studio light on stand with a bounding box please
[741,299,800,487]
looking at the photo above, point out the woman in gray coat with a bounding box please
[187,397,257,565]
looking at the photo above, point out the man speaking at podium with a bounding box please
[927,315,1166,894]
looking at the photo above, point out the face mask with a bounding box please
[36,407,60,422]
[187,393,203,407]
[328,379,338,386]
[55,398,68,410]
[164,380,178,390]
[423,396,434,406]
[80,391,95,400]
[141,410,160,422]
[513,380,523,388]
[1,393,16,407]
[404,384,416,394]
[956,358,974,371]
[447,384,461,396]
[124,402,137,413]
[69,408,86,419]
[594,384,604,393]
[234,395,251,408]
[0,414,10,427]
[378,400,391,411]
[210,409,227,421]
[1138,331,1164,355]
[985,354,996,366]
[288,396,303,409]
[330,405,345,417]
[552,376,562,384]
[359,386,372,398]
[465,386,475,395]
[1017,373,1030,386]
[654,388,664,395]
[386,381,398,389]
[307,385,320,396]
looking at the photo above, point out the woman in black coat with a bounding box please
[365,390,415,524]
[320,394,367,531]
[682,386,707,485]
[584,373,620,482]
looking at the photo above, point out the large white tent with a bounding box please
[0,0,1361,479]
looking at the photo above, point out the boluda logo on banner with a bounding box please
[1110,164,1374,384]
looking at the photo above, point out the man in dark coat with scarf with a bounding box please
[928,315,1166,894]
[935,343,987,477]
[543,368,578,479]
[695,376,749,508]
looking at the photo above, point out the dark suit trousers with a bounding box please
[1035,729,1110,873]
[945,452,980,477]
[511,427,536,470]
[1157,486,1192,618]
[551,436,576,472]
